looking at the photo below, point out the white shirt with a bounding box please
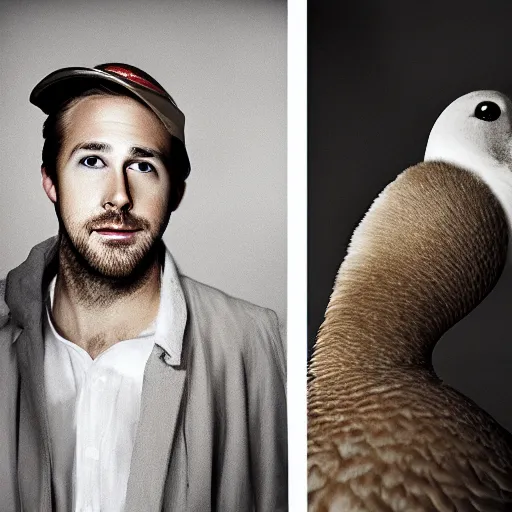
[43,249,187,512]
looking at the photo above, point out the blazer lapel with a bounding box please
[16,327,53,512]
[124,346,187,511]
[6,238,58,510]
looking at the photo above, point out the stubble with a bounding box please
[57,209,165,307]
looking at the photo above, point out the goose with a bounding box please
[308,91,512,512]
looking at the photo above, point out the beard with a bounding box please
[58,208,167,280]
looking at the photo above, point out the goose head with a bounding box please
[425,90,512,231]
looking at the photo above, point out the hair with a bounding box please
[41,83,191,187]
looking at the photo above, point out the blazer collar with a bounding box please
[6,237,58,332]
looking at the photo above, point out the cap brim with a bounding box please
[30,67,186,144]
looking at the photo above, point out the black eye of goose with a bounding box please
[474,101,501,122]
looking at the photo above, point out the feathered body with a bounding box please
[308,161,512,511]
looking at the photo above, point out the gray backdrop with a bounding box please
[309,1,512,432]
[0,0,286,334]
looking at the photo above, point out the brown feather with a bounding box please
[308,162,512,511]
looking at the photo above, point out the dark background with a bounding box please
[308,1,512,432]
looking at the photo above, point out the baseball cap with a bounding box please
[30,63,190,177]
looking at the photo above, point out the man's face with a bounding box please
[47,94,174,278]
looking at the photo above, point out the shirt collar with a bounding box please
[153,246,187,365]
[47,243,187,366]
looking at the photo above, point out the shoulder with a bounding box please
[181,274,278,326]
[180,275,285,375]
[0,278,9,329]
[0,277,20,352]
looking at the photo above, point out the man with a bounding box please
[0,63,287,511]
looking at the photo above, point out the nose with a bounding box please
[103,167,133,212]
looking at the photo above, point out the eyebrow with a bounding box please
[70,142,112,156]
[69,141,167,161]
[130,146,162,159]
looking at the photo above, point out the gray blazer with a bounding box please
[0,238,288,511]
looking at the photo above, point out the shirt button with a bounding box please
[85,446,100,460]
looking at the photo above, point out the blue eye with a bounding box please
[80,156,105,169]
[128,162,154,173]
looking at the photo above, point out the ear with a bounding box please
[170,181,186,212]
[41,166,57,203]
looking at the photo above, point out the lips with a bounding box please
[93,226,142,240]
[86,213,150,241]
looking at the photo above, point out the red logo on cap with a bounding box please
[103,65,166,95]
